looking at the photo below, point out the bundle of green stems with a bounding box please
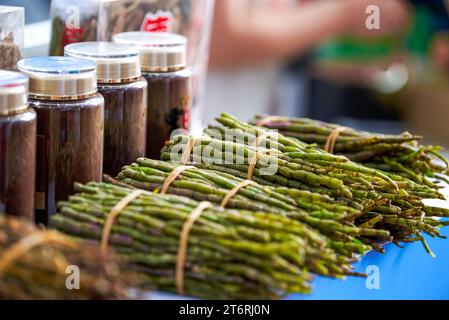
[0,215,132,299]
[157,114,449,254]
[253,114,449,189]
[52,182,362,299]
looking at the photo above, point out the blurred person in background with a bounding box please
[203,0,410,124]
[306,0,449,135]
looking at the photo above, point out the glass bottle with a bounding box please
[18,57,104,225]
[114,32,192,159]
[0,70,36,220]
[0,5,24,70]
[65,42,148,176]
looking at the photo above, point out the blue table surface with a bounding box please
[149,226,449,301]
[148,195,449,301]
[288,225,449,300]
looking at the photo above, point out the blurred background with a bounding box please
[3,0,449,147]
[205,0,449,149]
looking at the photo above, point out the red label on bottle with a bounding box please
[140,11,173,32]
[181,95,191,130]
[182,110,190,130]
[63,26,84,47]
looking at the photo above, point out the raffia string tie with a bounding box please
[176,201,212,295]
[325,127,346,154]
[247,149,278,181]
[101,189,147,256]
[0,230,78,279]
[220,180,256,208]
[181,137,196,165]
[160,166,193,194]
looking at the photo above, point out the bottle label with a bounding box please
[63,26,84,47]
[62,4,85,47]
[140,10,174,32]
[35,192,46,211]
[35,134,46,211]
[181,95,191,130]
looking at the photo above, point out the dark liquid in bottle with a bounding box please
[143,69,191,159]
[30,94,104,225]
[99,78,147,176]
[0,109,36,220]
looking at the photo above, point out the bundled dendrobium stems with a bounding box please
[116,159,389,257]
[52,182,360,299]
[253,114,449,189]
[159,114,449,254]
[0,215,132,299]
[48,113,449,300]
